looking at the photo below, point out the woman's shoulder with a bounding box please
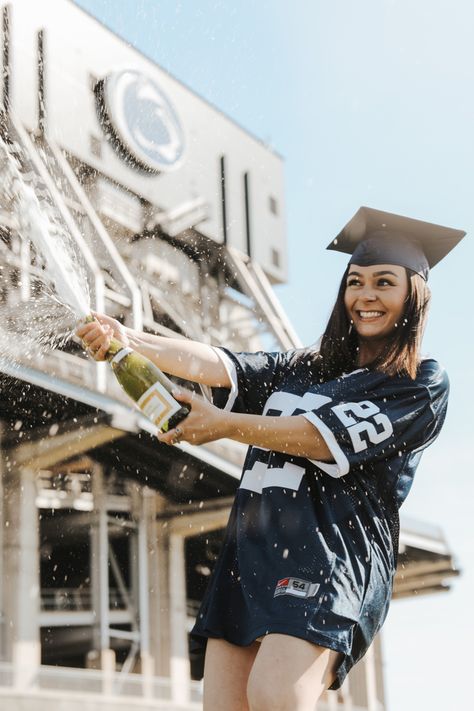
[352,357,449,406]
[416,356,449,393]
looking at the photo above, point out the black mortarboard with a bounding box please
[327,206,466,280]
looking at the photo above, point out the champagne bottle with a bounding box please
[83,318,190,432]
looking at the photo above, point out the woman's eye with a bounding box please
[347,279,361,287]
[378,278,394,287]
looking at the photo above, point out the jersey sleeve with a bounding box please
[208,347,292,415]
[302,359,449,478]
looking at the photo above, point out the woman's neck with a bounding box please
[357,338,388,367]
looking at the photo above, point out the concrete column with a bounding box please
[169,532,190,704]
[363,642,378,711]
[373,633,386,710]
[339,675,354,711]
[150,497,171,678]
[129,507,139,627]
[139,488,157,685]
[327,689,338,710]
[90,463,115,682]
[0,422,5,662]
[1,456,41,687]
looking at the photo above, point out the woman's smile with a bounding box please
[356,309,386,320]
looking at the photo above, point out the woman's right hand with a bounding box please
[75,312,130,361]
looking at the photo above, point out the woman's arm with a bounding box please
[77,317,333,460]
[75,313,232,388]
[158,389,334,462]
[126,328,231,387]
[225,412,333,461]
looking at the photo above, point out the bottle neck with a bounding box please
[106,337,127,361]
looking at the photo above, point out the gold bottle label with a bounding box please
[137,381,181,430]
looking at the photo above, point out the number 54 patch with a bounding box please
[274,577,320,598]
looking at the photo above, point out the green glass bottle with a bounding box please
[83,319,190,432]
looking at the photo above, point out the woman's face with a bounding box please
[344,264,409,342]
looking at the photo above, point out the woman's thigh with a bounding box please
[203,637,260,711]
[246,634,343,711]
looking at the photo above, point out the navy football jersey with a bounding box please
[190,348,449,689]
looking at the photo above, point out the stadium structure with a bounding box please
[0,1,460,709]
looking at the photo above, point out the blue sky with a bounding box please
[75,2,473,708]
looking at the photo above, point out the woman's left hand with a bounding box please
[157,389,232,446]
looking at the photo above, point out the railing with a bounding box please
[0,662,362,710]
[41,589,202,621]
[0,662,204,708]
[41,587,126,612]
[226,246,302,350]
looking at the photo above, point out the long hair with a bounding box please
[303,267,431,381]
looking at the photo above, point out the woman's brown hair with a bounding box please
[303,268,431,381]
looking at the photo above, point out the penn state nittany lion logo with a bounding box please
[96,69,185,173]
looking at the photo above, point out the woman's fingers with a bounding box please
[157,391,225,446]
[87,334,107,351]
[94,313,113,330]
[77,315,113,337]
[158,392,195,445]
[75,321,95,339]
[91,311,125,339]
[77,323,108,343]
[171,388,194,404]
[76,321,113,360]
[158,428,182,446]
[87,336,111,360]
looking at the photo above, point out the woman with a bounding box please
[77,207,465,711]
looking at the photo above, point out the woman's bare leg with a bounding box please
[203,638,260,711]
[246,634,342,711]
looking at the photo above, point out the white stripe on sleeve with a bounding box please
[210,347,239,411]
[302,411,350,478]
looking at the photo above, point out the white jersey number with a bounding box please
[239,391,332,493]
[331,400,393,453]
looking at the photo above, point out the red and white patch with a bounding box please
[274,577,320,598]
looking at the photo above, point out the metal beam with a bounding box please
[394,585,451,600]
[7,422,125,470]
[393,570,459,595]
[226,246,302,350]
[169,506,231,537]
[38,610,131,628]
[399,530,450,556]
[395,558,457,579]
[0,355,148,432]
[159,495,234,519]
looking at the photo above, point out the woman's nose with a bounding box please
[360,288,377,301]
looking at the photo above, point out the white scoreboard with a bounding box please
[4,0,288,283]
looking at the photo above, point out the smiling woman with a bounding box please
[76,206,466,711]
[187,207,465,710]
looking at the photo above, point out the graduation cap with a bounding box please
[327,206,466,280]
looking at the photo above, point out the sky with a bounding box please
[74,2,473,708]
